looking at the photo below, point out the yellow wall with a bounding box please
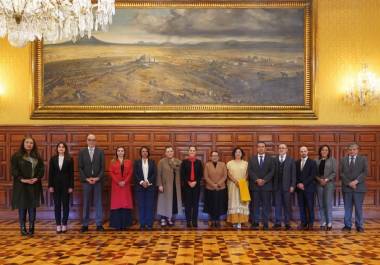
[1,0,380,126]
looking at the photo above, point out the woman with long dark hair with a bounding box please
[109,146,133,230]
[48,142,74,233]
[11,136,44,236]
[315,145,336,230]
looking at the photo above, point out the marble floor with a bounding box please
[0,219,379,265]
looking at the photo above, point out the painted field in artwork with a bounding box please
[43,8,304,106]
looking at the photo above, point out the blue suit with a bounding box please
[134,159,157,228]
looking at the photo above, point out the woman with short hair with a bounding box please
[157,146,182,227]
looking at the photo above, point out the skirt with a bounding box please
[203,188,227,219]
[109,208,132,230]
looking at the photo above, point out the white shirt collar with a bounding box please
[279,154,286,161]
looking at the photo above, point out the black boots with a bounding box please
[29,222,35,236]
[20,224,28,236]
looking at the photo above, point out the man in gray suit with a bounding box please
[248,142,275,230]
[79,133,105,232]
[340,143,368,232]
[273,144,296,230]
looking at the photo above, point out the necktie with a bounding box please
[89,148,94,161]
[349,156,355,171]
[301,159,305,170]
[280,156,284,163]
[259,156,263,167]
[189,158,195,182]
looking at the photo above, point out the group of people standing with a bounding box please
[11,133,368,236]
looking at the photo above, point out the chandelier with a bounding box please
[344,64,380,107]
[0,0,115,47]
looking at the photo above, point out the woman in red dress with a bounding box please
[109,146,133,230]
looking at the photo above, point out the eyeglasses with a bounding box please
[87,139,96,141]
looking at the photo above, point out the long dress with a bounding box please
[226,159,250,224]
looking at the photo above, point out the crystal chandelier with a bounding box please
[345,64,380,107]
[0,0,115,48]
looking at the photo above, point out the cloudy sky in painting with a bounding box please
[93,8,304,44]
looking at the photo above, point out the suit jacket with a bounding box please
[315,157,336,188]
[78,147,105,183]
[273,155,296,192]
[295,158,317,193]
[203,161,227,190]
[180,159,203,189]
[133,159,157,191]
[340,155,368,193]
[248,154,275,191]
[48,155,74,190]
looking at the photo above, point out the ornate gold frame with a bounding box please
[31,0,316,119]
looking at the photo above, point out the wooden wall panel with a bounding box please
[0,125,379,220]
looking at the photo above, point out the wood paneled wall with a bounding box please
[0,125,379,220]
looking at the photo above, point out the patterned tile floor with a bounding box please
[0,220,380,264]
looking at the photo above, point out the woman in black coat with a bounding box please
[11,137,44,236]
[48,142,74,233]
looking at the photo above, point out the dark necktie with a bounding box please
[259,156,263,168]
[349,156,355,172]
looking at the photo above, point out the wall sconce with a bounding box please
[344,64,380,107]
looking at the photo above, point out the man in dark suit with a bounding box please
[273,144,296,230]
[340,143,368,232]
[248,142,275,230]
[78,133,105,232]
[296,146,317,230]
[134,146,157,230]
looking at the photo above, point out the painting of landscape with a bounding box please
[43,8,305,106]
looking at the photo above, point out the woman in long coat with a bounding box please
[157,146,182,227]
[11,137,44,236]
[109,146,133,230]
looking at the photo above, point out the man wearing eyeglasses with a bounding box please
[78,133,105,232]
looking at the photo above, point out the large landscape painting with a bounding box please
[43,8,305,106]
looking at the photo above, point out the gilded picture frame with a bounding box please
[31,0,316,119]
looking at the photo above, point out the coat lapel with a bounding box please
[253,156,259,169]
[283,156,289,170]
